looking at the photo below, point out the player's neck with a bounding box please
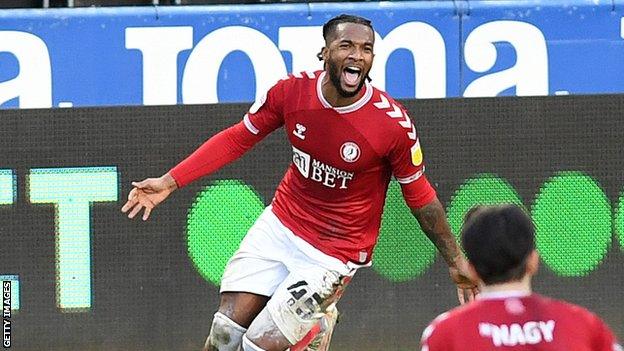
[320,73,365,108]
[480,276,532,295]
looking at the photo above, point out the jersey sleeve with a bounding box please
[243,77,287,138]
[168,79,287,187]
[420,312,452,351]
[386,106,436,208]
[587,311,621,351]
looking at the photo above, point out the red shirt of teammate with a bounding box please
[421,205,622,351]
[170,70,435,264]
[422,292,621,351]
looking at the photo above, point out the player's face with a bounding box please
[325,23,374,98]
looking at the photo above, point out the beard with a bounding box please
[327,59,368,98]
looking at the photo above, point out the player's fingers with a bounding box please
[132,180,150,189]
[472,288,479,301]
[121,201,130,213]
[127,188,138,201]
[466,289,475,302]
[457,287,465,305]
[133,178,160,190]
[121,198,137,213]
[127,203,144,219]
[142,206,152,221]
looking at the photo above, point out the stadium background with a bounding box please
[1,96,623,350]
[1,0,623,350]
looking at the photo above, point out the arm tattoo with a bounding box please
[412,199,461,267]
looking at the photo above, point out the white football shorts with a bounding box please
[220,206,356,296]
[220,206,360,344]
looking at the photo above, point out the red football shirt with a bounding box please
[243,70,436,264]
[421,291,621,351]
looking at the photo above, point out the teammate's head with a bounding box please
[317,14,375,98]
[461,204,537,285]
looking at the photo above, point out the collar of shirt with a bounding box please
[477,290,531,300]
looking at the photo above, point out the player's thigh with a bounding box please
[221,207,293,292]
[221,255,289,297]
[219,255,289,326]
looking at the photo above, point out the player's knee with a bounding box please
[267,272,342,344]
[203,312,247,351]
[241,334,268,351]
[245,308,292,350]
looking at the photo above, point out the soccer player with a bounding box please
[421,204,622,351]
[122,14,477,351]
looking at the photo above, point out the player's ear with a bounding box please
[318,47,328,61]
[525,250,539,277]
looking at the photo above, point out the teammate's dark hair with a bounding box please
[461,205,535,285]
[322,14,373,44]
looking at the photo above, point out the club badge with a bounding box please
[340,142,361,163]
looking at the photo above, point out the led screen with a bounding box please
[0,96,622,350]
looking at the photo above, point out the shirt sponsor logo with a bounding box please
[292,145,311,178]
[292,146,354,189]
[340,142,360,163]
[479,320,555,347]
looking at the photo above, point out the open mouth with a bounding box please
[342,66,362,88]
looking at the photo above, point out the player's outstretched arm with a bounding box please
[411,197,479,304]
[121,173,178,221]
[121,118,273,222]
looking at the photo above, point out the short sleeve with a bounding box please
[421,312,451,351]
[387,108,425,184]
[386,106,436,208]
[243,78,287,138]
[588,312,621,351]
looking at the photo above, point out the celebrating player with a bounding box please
[122,14,477,351]
[421,204,622,351]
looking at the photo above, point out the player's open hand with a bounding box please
[449,256,479,305]
[121,173,178,221]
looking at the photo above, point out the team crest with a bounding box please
[340,142,361,163]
